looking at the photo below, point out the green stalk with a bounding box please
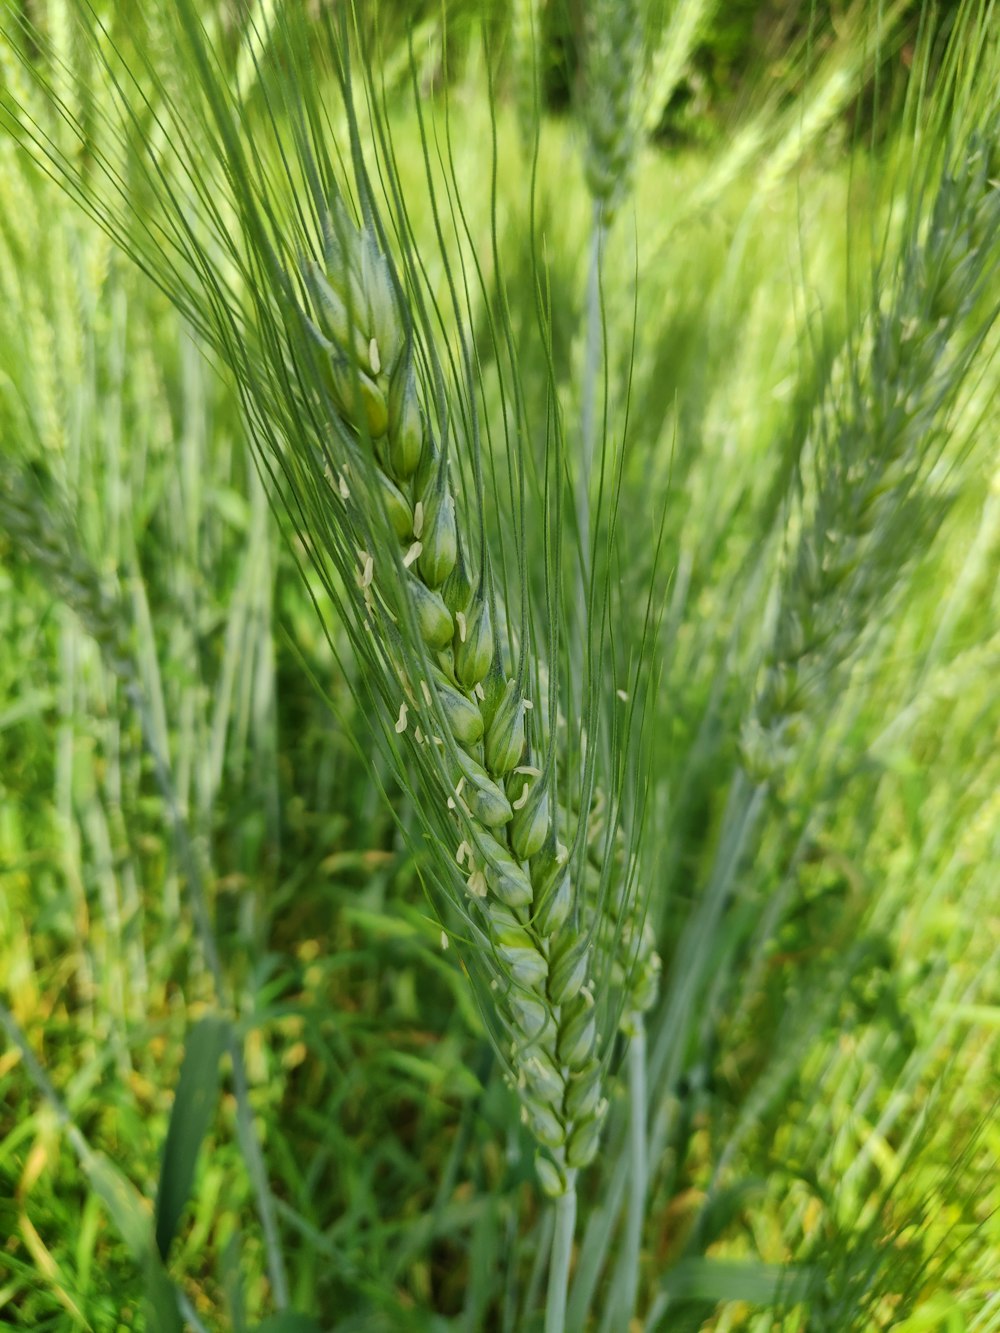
[546,1168,579,1333]
[577,202,604,583]
[624,1015,648,1320]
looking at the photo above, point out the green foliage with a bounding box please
[0,1,997,1330]
[155,1016,231,1260]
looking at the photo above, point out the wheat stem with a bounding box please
[623,1014,648,1321]
[545,1166,578,1333]
[577,201,603,601]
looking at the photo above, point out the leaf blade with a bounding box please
[154,1015,230,1260]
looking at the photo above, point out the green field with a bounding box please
[0,3,997,1330]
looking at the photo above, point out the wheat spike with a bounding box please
[303,204,619,1191]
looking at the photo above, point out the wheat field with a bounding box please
[0,2,997,1330]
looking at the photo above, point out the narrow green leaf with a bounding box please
[155,1015,230,1260]
[253,1316,324,1333]
[82,1149,156,1262]
[942,1003,1000,1028]
[659,1257,814,1304]
[222,1230,249,1333]
[69,1118,182,1331]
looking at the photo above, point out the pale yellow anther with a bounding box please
[523,698,533,710]
[474,682,486,701]
[454,777,466,798]
[421,679,432,704]
[440,930,449,950]
[512,782,530,810]
[514,765,542,777]
[412,501,424,538]
[359,552,374,588]
[455,840,471,866]
[414,727,425,744]
[339,474,350,500]
[369,336,381,376]
[616,689,629,702]
[403,541,423,568]
[395,702,408,734]
[456,610,468,643]
[467,869,488,898]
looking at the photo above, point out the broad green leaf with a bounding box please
[154,1015,230,1260]
[143,1256,184,1333]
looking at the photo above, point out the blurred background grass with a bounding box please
[0,1,997,1329]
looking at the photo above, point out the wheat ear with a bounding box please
[583,0,642,222]
[742,122,1000,786]
[304,200,613,1199]
[511,0,545,151]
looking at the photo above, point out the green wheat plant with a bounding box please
[1,0,999,1329]
[3,3,665,1326]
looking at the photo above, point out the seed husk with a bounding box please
[455,750,514,827]
[556,993,597,1066]
[566,1111,603,1168]
[454,584,494,687]
[564,1060,603,1120]
[509,770,551,861]
[475,829,533,907]
[485,677,526,775]
[523,1048,564,1104]
[535,1153,569,1198]
[418,482,458,587]
[387,355,424,479]
[409,577,454,649]
[502,944,548,990]
[328,357,388,438]
[432,668,484,747]
[548,935,589,1005]
[507,989,550,1039]
[535,866,573,937]
[523,1099,566,1149]
[374,469,412,539]
[303,259,372,368]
